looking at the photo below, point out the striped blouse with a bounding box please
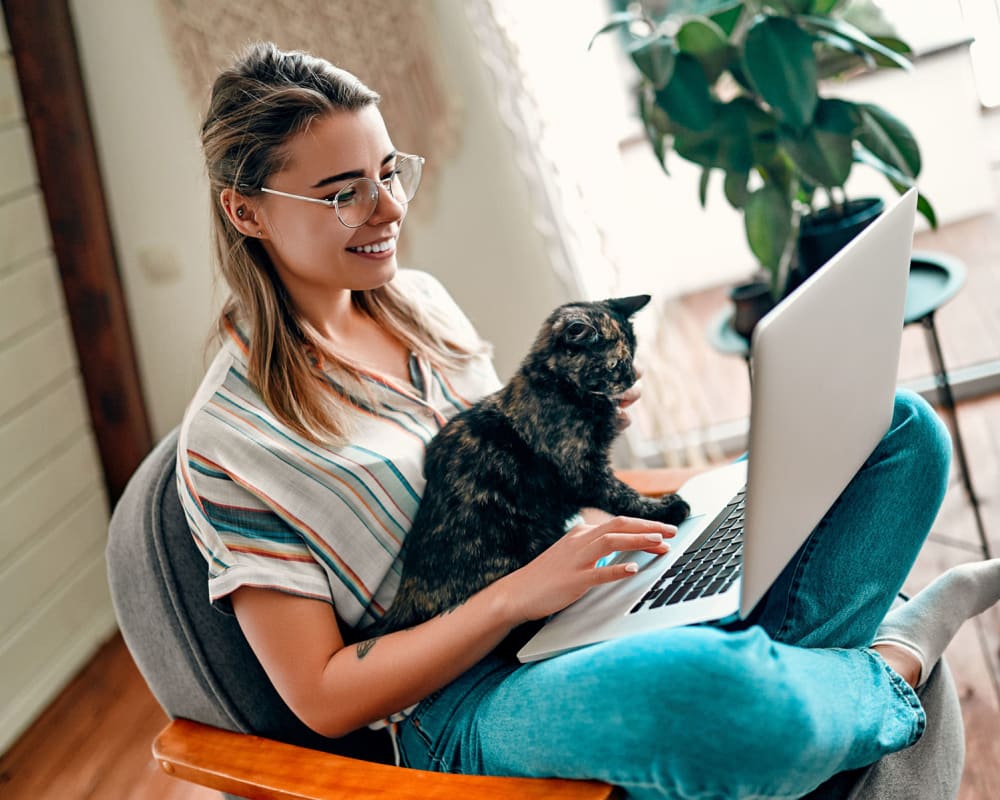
[176,270,502,630]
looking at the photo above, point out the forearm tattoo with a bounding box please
[356,637,378,659]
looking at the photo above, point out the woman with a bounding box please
[178,42,1000,799]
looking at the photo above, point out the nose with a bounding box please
[368,182,406,225]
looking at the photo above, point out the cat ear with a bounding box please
[561,319,599,344]
[606,294,651,317]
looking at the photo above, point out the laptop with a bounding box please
[517,188,919,663]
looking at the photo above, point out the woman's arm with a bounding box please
[231,515,674,738]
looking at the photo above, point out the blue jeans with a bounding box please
[397,390,952,799]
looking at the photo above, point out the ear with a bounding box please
[220,188,267,239]
[561,318,599,344]
[606,294,651,317]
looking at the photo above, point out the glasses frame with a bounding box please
[258,153,424,229]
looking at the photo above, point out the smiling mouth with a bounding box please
[347,238,395,254]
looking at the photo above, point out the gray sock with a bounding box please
[872,559,1000,686]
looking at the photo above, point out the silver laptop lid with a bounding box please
[740,189,918,617]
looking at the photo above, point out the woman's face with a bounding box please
[255,106,407,300]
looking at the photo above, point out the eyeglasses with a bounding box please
[258,154,424,228]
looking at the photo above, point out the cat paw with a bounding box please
[656,494,690,525]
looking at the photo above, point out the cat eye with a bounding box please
[564,320,598,343]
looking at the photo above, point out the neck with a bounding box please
[292,290,358,343]
[499,369,618,459]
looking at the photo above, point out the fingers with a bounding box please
[617,383,641,409]
[581,519,675,563]
[591,531,671,556]
[593,560,646,584]
[590,516,676,537]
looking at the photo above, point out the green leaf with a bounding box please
[812,0,848,12]
[873,35,912,55]
[856,103,921,179]
[655,53,717,132]
[671,98,756,173]
[779,98,859,187]
[709,2,743,36]
[853,148,937,228]
[814,30,876,77]
[781,0,814,13]
[853,145,910,184]
[724,171,750,208]
[745,184,793,271]
[673,126,723,168]
[798,15,912,70]
[588,11,644,51]
[714,99,757,173]
[628,35,676,89]
[742,15,818,130]
[638,90,670,173]
[699,168,711,207]
[676,17,730,81]
[918,194,938,229]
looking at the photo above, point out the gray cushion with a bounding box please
[106,428,392,763]
[107,429,964,798]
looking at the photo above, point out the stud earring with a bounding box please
[237,207,245,218]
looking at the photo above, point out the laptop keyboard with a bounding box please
[630,486,746,614]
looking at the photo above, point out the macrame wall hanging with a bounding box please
[155,0,458,215]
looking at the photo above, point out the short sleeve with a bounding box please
[179,452,334,614]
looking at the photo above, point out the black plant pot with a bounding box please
[786,196,886,296]
[729,279,775,341]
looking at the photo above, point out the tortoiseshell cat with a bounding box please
[368,294,689,638]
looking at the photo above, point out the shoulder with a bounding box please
[177,338,275,474]
[393,268,485,344]
[393,269,460,311]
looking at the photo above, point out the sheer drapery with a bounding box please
[467,0,722,467]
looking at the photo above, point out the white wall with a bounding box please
[0,12,116,754]
[68,0,219,441]
[67,0,568,446]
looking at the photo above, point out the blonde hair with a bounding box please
[201,42,484,443]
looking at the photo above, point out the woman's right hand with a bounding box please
[495,517,676,625]
[230,516,673,738]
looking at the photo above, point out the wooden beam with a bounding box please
[3,0,152,503]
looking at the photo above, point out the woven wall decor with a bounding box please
[156,0,458,203]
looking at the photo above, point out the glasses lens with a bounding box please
[335,179,379,228]
[390,156,423,203]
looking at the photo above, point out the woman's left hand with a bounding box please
[616,366,642,431]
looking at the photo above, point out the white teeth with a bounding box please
[350,238,394,254]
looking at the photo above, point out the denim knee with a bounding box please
[889,389,951,490]
[647,628,844,798]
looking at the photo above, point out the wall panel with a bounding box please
[0,13,114,755]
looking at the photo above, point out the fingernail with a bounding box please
[625,563,639,573]
[645,533,663,543]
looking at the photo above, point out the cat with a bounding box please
[366,294,689,639]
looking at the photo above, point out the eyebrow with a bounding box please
[310,151,397,189]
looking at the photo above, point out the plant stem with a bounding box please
[824,187,843,216]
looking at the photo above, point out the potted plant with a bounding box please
[594,0,936,333]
